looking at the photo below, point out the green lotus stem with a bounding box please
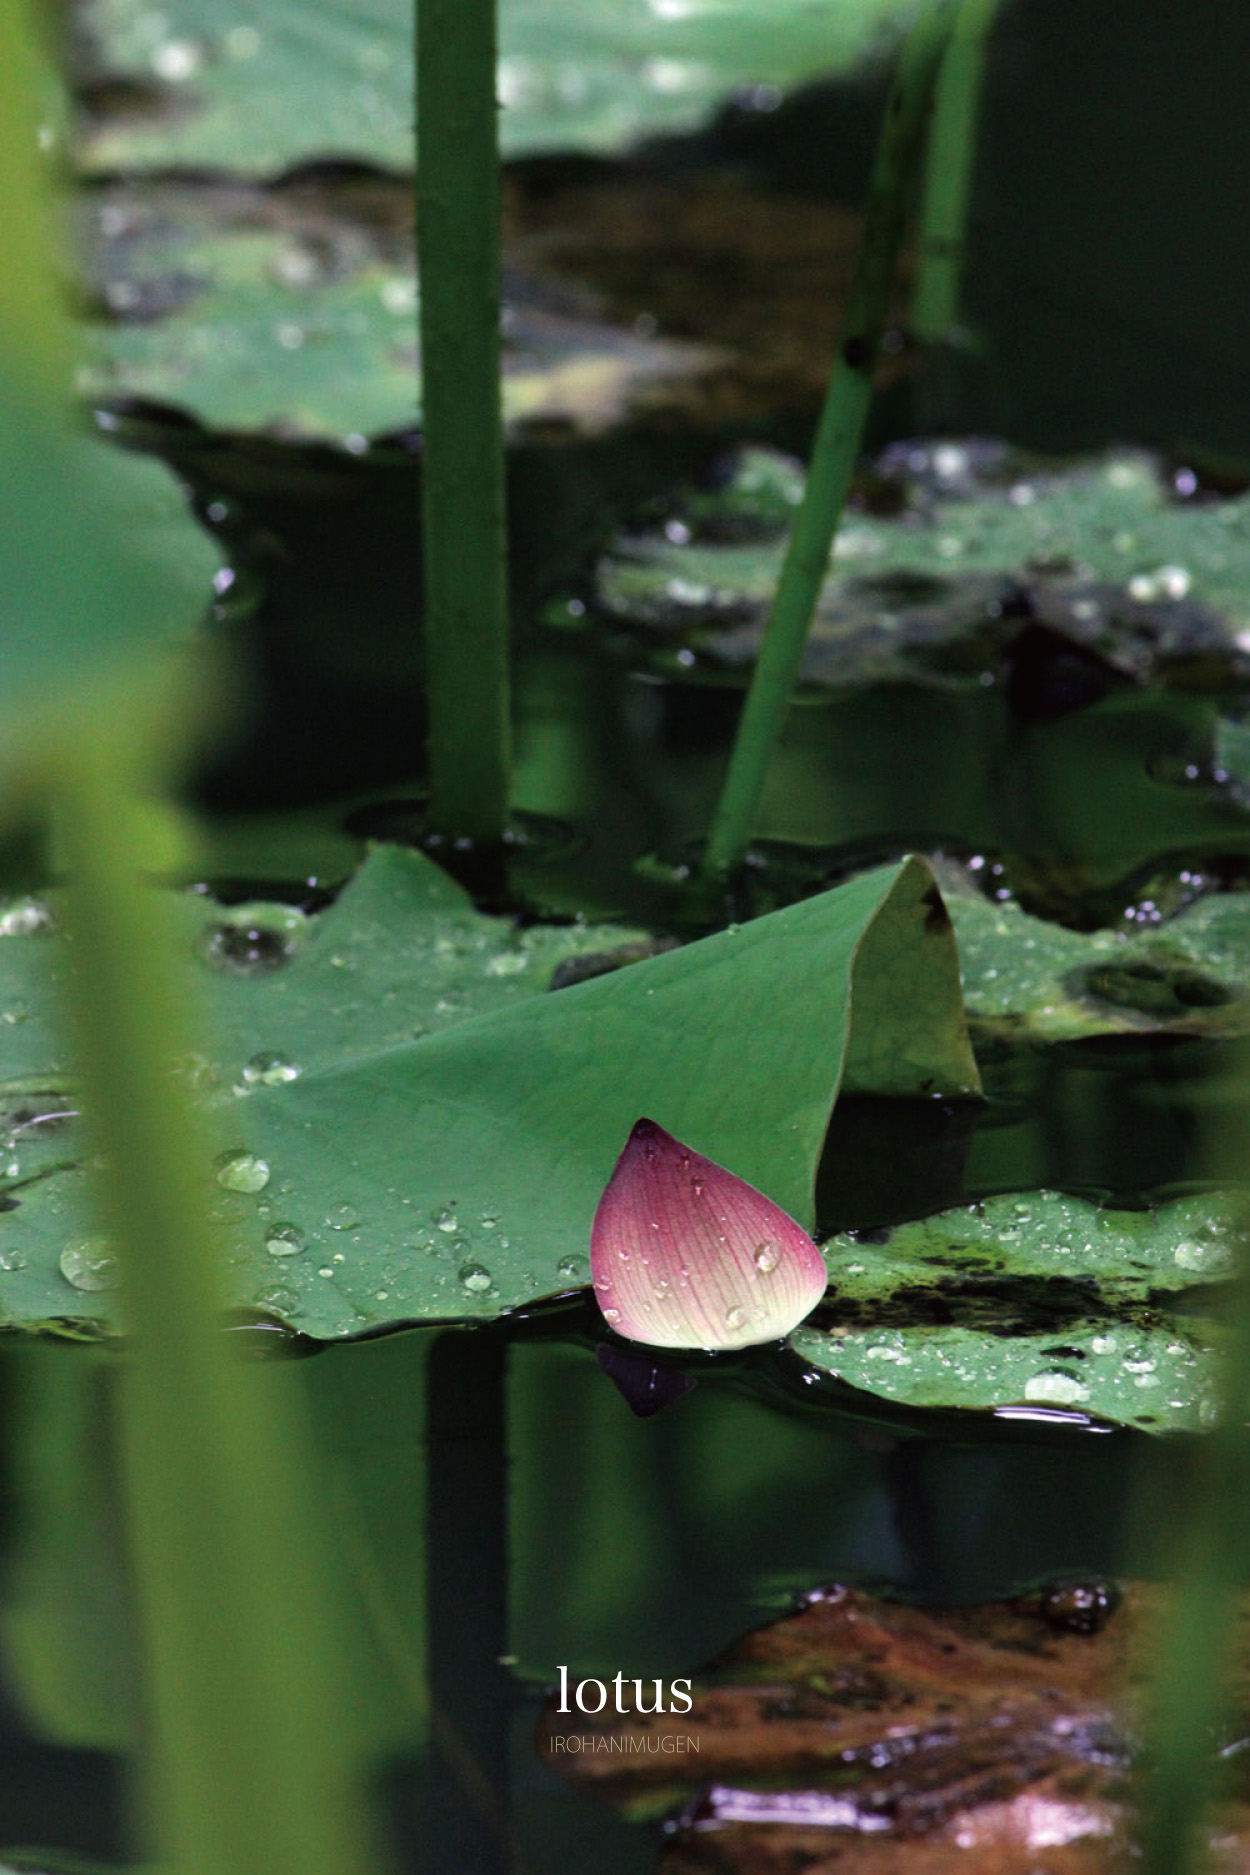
[1138,1176,1250,1875]
[697,0,957,892]
[911,0,999,345]
[417,0,511,848]
[55,731,370,1875]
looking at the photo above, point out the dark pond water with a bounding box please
[2,477,1247,1866]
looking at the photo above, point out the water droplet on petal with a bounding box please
[60,1237,120,1292]
[215,1150,270,1194]
[724,1306,746,1331]
[754,1242,780,1274]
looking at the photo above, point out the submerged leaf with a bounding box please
[540,1580,1232,1872]
[591,1118,827,1350]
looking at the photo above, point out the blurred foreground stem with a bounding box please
[696,0,957,894]
[1139,1138,1250,1875]
[417,0,511,849]
[56,731,371,1875]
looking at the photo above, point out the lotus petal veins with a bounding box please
[590,1118,829,1350]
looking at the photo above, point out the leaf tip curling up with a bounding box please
[590,1117,827,1351]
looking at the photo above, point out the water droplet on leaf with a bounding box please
[60,1238,119,1292]
[265,1225,305,1258]
[200,905,307,977]
[240,1051,302,1089]
[0,898,55,937]
[215,1150,270,1194]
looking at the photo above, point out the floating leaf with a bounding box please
[589,1118,827,1350]
[938,862,1250,1041]
[592,444,1250,690]
[75,0,914,173]
[791,1189,1238,1432]
[78,180,714,441]
[0,851,977,1338]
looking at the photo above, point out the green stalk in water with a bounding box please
[1137,1083,1250,1875]
[911,0,1000,347]
[55,729,372,1875]
[697,0,957,893]
[417,0,511,850]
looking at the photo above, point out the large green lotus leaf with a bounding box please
[77,0,911,173]
[0,838,647,1142]
[79,183,713,440]
[0,850,979,1338]
[593,447,1250,688]
[0,378,218,761]
[938,868,1250,1042]
[792,1190,1236,1433]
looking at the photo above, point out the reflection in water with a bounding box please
[0,1294,1189,1870]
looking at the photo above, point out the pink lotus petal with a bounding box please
[590,1118,828,1350]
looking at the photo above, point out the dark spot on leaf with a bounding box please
[1076,957,1237,1017]
[814,1272,1141,1339]
[922,883,951,935]
[548,937,679,991]
[849,1225,894,1246]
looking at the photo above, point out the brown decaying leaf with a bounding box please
[538,1583,1250,1873]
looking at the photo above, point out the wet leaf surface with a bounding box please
[539,1581,1218,1872]
[791,1189,1239,1433]
[79,178,716,441]
[74,0,913,173]
[936,861,1250,1042]
[0,850,977,1338]
[591,444,1250,693]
